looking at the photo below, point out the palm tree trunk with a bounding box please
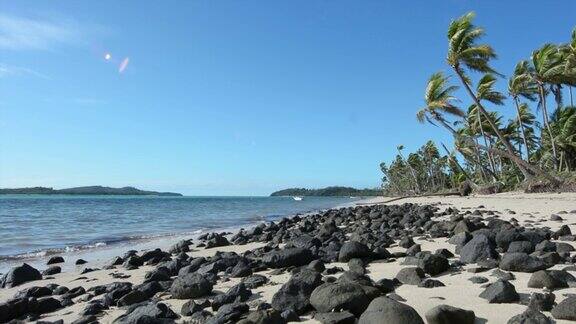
[440,142,472,182]
[458,135,560,185]
[472,137,488,181]
[398,151,420,194]
[476,106,498,176]
[538,83,559,168]
[454,67,533,179]
[513,97,531,161]
[436,117,497,181]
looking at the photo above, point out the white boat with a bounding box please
[292,196,303,201]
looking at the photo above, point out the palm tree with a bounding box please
[416,72,464,134]
[561,28,576,106]
[396,145,420,193]
[446,12,534,179]
[475,73,506,173]
[529,44,565,167]
[514,102,538,159]
[549,107,576,172]
[508,60,538,160]
[418,72,496,181]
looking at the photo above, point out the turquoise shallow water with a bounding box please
[0,195,357,259]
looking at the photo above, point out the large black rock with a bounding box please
[425,305,475,324]
[271,269,322,314]
[208,302,249,323]
[170,273,213,299]
[459,234,498,264]
[314,311,356,324]
[1,263,42,288]
[552,296,576,320]
[310,282,372,316]
[338,242,371,262]
[113,302,179,323]
[30,297,62,315]
[499,253,550,273]
[395,267,425,285]
[508,309,552,324]
[527,270,570,290]
[418,254,450,276]
[479,280,519,303]
[47,256,65,265]
[263,248,314,268]
[212,283,252,311]
[358,296,424,324]
[237,309,286,324]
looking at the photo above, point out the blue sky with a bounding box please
[0,1,575,195]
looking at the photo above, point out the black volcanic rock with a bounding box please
[1,263,42,288]
[479,280,519,303]
[263,248,314,268]
[310,282,372,316]
[271,269,322,314]
[170,273,213,299]
[499,253,550,272]
[47,256,64,265]
[358,296,424,324]
[425,305,475,324]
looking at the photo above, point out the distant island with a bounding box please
[270,186,381,197]
[0,186,183,196]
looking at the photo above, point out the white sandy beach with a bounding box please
[1,192,576,323]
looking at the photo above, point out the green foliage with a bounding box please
[0,186,183,196]
[380,141,463,195]
[380,12,576,195]
[270,186,381,197]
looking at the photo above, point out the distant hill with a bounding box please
[0,186,183,196]
[270,186,381,197]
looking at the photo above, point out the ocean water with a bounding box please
[0,195,357,260]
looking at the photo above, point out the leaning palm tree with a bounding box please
[561,28,576,106]
[475,73,506,173]
[396,145,420,193]
[530,44,565,167]
[418,72,496,181]
[550,107,576,171]
[446,12,535,179]
[508,60,538,160]
[514,102,538,159]
[416,72,464,134]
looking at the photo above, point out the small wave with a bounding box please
[0,199,349,262]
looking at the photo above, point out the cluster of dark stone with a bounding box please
[2,203,576,323]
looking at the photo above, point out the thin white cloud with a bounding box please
[0,13,95,51]
[0,63,51,79]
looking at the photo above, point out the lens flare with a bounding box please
[119,57,129,73]
[104,53,111,60]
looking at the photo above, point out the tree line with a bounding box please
[380,12,576,196]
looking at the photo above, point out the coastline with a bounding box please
[0,196,363,274]
[2,192,576,323]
